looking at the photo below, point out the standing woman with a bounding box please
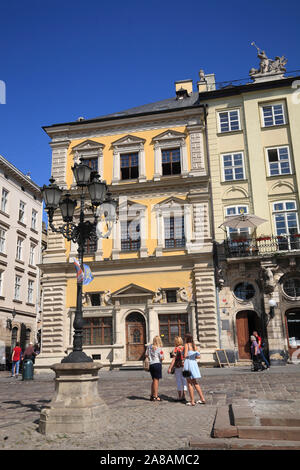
[183,333,206,406]
[168,336,187,401]
[145,335,164,401]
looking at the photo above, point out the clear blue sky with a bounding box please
[0,0,299,187]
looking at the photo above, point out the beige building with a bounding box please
[37,50,300,371]
[0,155,43,369]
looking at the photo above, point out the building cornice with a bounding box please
[0,154,42,199]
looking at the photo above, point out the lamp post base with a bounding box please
[61,350,93,363]
[39,362,108,435]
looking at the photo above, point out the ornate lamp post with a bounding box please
[41,159,117,364]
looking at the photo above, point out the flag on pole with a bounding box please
[83,264,94,285]
[72,258,84,282]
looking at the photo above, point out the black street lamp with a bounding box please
[41,160,117,364]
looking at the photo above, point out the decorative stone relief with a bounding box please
[249,42,287,82]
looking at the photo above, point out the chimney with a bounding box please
[197,70,216,93]
[175,79,193,98]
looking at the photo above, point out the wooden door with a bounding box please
[126,313,146,361]
[236,311,251,359]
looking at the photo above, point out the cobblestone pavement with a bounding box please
[0,365,300,450]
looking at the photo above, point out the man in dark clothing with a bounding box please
[23,343,36,362]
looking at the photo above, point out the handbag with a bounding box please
[143,357,149,371]
[182,370,191,378]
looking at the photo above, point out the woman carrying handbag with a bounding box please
[183,333,206,406]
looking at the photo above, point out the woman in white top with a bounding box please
[145,335,164,401]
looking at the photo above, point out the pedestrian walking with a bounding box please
[168,336,187,401]
[183,334,206,406]
[253,331,270,369]
[11,342,22,378]
[250,335,265,371]
[145,335,164,402]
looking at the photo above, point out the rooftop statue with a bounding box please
[249,42,287,81]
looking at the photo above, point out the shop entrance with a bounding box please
[126,312,146,361]
[236,310,261,360]
[285,309,300,359]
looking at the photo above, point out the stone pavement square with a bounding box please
[0,365,300,450]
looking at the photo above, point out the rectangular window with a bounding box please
[1,189,8,212]
[29,244,35,266]
[31,210,38,230]
[120,153,139,180]
[84,238,97,254]
[273,201,299,236]
[159,314,189,346]
[262,104,285,127]
[16,237,23,261]
[222,152,245,181]
[267,146,291,176]
[83,317,112,345]
[165,289,177,303]
[19,201,25,223]
[0,228,6,253]
[164,215,185,248]
[14,275,21,300]
[162,148,181,175]
[27,280,34,304]
[85,157,98,171]
[121,219,140,251]
[225,206,250,240]
[218,109,240,133]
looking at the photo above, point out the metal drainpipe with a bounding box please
[203,103,222,349]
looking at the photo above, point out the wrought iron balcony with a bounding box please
[224,234,300,258]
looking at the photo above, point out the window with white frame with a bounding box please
[1,189,8,213]
[218,109,241,133]
[14,275,21,301]
[225,205,250,240]
[262,103,285,127]
[0,228,6,253]
[31,209,38,230]
[29,243,35,266]
[16,237,23,261]
[222,152,245,181]
[27,280,34,304]
[273,201,299,236]
[18,201,25,223]
[266,146,291,176]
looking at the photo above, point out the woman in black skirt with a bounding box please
[145,335,164,401]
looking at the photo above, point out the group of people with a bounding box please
[145,333,206,406]
[11,342,39,378]
[250,330,270,371]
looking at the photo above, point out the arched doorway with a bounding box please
[236,311,261,360]
[285,309,300,359]
[126,312,146,361]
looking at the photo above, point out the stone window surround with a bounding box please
[260,100,287,128]
[220,150,246,182]
[111,135,146,185]
[154,198,193,256]
[112,196,147,259]
[71,140,105,186]
[217,108,242,134]
[153,130,189,181]
[265,145,292,177]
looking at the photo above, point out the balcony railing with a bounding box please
[224,234,300,258]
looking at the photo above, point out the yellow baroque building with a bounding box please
[37,53,300,371]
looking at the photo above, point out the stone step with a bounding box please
[189,438,300,450]
[119,362,144,371]
[238,425,300,441]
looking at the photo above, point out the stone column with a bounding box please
[186,124,206,176]
[154,143,162,181]
[112,151,120,185]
